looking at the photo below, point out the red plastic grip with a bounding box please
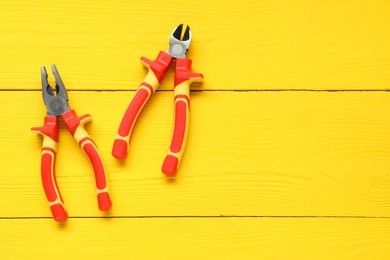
[98,192,112,211]
[31,116,59,142]
[162,58,203,176]
[162,155,179,177]
[42,149,68,222]
[140,51,173,83]
[112,83,153,159]
[82,139,107,190]
[112,52,173,160]
[162,100,188,176]
[32,116,68,222]
[174,58,204,87]
[50,204,68,222]
[112,139,128,160]
[61,110,90,136]
[62,110,112,211]
[41,150,60,202]
[170,100,188,153]
[82,140,112,211]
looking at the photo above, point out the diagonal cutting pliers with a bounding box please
[112,24,204,176]
[32,64,112,222]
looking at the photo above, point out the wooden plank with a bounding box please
[0,218,390,259]
[2,91,390,217]
[0,0,390,90]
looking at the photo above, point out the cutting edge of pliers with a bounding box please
[168,24,192,59]
[41,64,71,117]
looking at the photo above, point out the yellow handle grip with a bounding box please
[62,110,112,211]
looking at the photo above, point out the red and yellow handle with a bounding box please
[162,58,203,176]
[62,110,112,211]
[32,116,68,222]
[112,51,173,159]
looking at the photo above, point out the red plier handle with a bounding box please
[62,110,112,212]
[32,116,67,222]
[112,51,173,159]
[32,110,112,222]
[162,58,203,176]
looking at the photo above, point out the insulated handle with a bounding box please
[62,110,112,211]
[162,58,203,176]
[112,51,173,160]
[32,116,68,222]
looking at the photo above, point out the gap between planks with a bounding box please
[1,216,390,220]
[2,89,390,92]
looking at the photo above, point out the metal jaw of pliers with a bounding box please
[32,65,112,222]
[40,65,71,116]
[168,24,191,59]
[112,24,204,176]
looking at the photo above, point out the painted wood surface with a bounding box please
[1,218,390,259]
[1,0,390,259]
[0,91,389,218]
[0,0,390,90]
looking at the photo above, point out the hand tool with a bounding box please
[32,64,112,222]
[112,24,203,176]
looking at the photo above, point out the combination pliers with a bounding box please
[32,65,112,222]
[112,24,204,176]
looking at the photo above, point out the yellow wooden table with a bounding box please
[1,0,390,259]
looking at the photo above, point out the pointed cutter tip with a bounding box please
[168,24,192,58]
[40,64,70,116]
[50,64,69,101]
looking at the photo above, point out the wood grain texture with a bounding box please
[1,218,390,259]
[1,0,389,258]
[0,0,390,90]
[2,91,389,217]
